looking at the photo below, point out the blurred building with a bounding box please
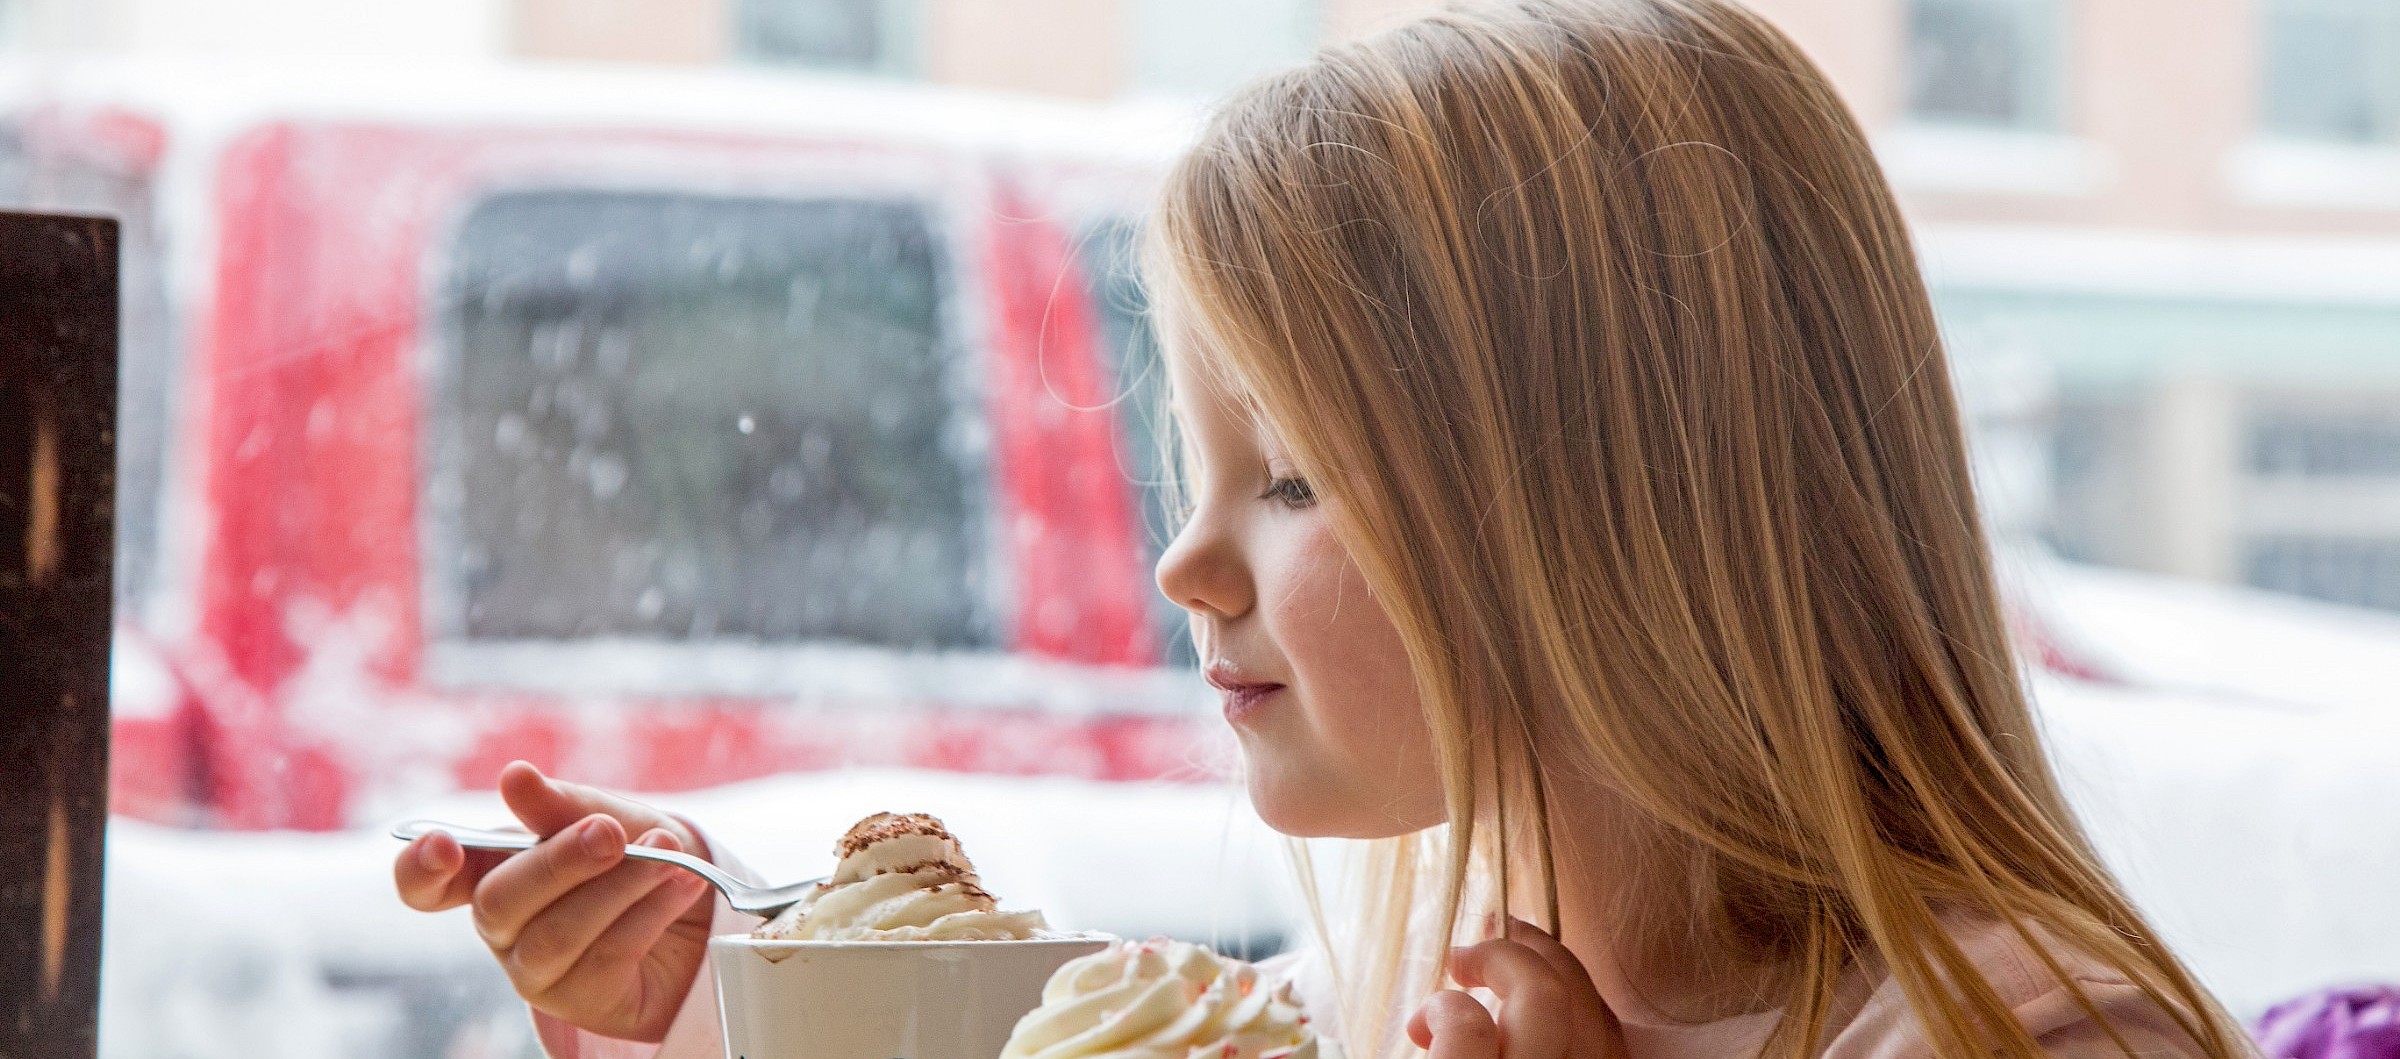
[4,0,2398,612]
[1748,0,2400,621]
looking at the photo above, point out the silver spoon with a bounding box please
[392,819,827,919]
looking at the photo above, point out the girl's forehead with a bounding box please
[1168,366,1273,433]
[1163,341,1257,421]
[1152,297,1286,448]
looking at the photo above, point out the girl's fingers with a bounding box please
[1475,922,1624,1057]
[499,762,689,850]
[1410,990,1500,1059]
[472,814,630,952]
[555,860,711,1000]
[395,832,462,910]
[1502,918,1621,1043]
[1451,939,1573,1059]
[504,830,702,996]
[1502,918,1596,990]
[395,832,512,911]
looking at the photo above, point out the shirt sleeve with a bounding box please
[530,818,765,1059]
[2021,978,2228,1059]
[1816,915,2240,1059]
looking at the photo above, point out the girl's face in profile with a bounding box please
[1154,346,1446,839]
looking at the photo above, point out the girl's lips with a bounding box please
[1218,683,1284,723]
[1203,662,1285,724]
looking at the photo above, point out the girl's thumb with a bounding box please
[496,759,616,836]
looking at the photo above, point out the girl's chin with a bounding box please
[1240,758,1439,840]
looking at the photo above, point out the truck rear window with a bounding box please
[433,190,992,650]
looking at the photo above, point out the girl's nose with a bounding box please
[1155,512,1253,622]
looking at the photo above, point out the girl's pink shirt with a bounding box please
[529,825,762,1059]
[1616,914,2226,1059]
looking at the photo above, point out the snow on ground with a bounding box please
[102,818,513,1059]
[2032,673,2400,1018]
[2008,549,2400,714]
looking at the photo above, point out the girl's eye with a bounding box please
[1261,475,1317,509]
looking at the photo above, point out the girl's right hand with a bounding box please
[1407,919,1626,1059]
[393,760,718,1043]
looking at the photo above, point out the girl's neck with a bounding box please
[1527,782,1793,1028]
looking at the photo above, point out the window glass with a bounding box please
[738,0,918,74]
[1905,0,2063,128]
[1076,220,1193,666]
[437,190,992,649]
[2261,0,2400,142]
[2251,408,2400,476]
[2244,405,2400,612]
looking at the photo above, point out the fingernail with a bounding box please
[580,819,614,857]
[637,829,675,849]
[417,838,445,871]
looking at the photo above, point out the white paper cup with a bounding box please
[710,935,1112,1059]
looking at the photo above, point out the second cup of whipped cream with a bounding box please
[1001,938,1321,1059]
[710,812,1109,1059]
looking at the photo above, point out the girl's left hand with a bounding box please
[1406,918,1626,1059]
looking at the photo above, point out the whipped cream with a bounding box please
[752,812,1048,942]
[1000,939,1318,1059]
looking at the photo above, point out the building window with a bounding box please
[2244,402,2400,612]
[435,190,993,649]
[1905,0,2065,128]
[2251,406,2400,476]
[2246,538,2400,611]
[2261,0,2400,143]
[738,0,919,75]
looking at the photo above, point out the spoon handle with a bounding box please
[390,819,745,901]
[392,820,536,850]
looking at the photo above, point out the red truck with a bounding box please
[2,59,1209,831]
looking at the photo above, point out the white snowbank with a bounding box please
[2033,673,2400,1018]
[2008,550,2400,714]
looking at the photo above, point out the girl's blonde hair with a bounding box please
[1144,3,2249,1059]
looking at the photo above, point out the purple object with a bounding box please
[2254,986,2400,1059]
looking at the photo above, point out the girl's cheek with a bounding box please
[1266,518,1446,825]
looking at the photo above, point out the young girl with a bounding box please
[397,3,2256,1059]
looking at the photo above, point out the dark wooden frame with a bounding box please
[0,211,118,1059]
